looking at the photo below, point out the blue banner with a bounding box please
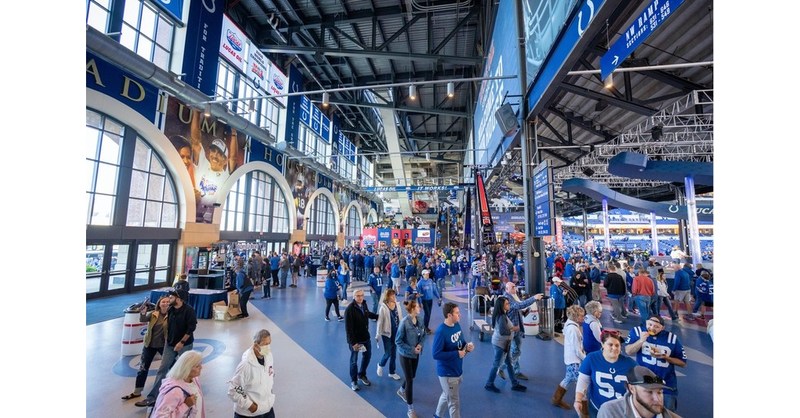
[601,0,685,80]
[473,0,522,167]
[247,139,284,172]
[317,174,333,190]
[86,52,159,122]
[152,0,184,22]
[181,0,224,96]
[528,0,607,116]
[299,96,331,142]
[532,162,555,236]
[284,65,304,148]
[377,228,392,244]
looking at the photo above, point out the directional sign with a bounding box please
[600,0,686,80]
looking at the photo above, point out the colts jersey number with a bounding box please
[593,372,627,399]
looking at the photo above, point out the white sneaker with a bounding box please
[389,373,401,380]
[376,365,384,377]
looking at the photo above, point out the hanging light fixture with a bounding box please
[447,81,454,98]
[247,99,255,113]
[604,73,614,89]
[409,84,417,100]
[322,92,330,108]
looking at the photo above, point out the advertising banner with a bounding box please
[164,97,245,223]
[413,229,433,246]
[219,15,247,72]
[362,228,378,246]
[152,0,184,22]
[247,46,270,92]
[284,65,304,148]
[378,228,392,245]
[267,63,289,107]
[86,52,159,122]
[286,159,318,230]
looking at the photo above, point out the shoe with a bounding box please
[438,299,442,306]
[511,383,527,392]
[134,398,155,407]
[514,372,529,381]
[290,284,297,288]
[121,392,141,400]
[684,314,696,320]
[498,369,506,380]
[325,316,330,321]
[426,328,432,335]
[351,382,359,391]
[389,373,401,380]
[397,388,407,402]
[359,375,372,386]
[613,318,623,324]
[484,383,501,393]
[671,315,679,321]
[377,365,384,377]
[407,409,418,418]
[337,316,344,321]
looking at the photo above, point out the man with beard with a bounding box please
[597,366,682,418]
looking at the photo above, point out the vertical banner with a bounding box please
[463,187,472,248]
[475,170,496,248]
[286,160,317,230]
[181,0,225,96]
[219,15,247,72]
[284,65,304,148]
[164,97,245,223]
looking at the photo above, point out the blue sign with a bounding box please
[86,52,160,122]
[534,202,554,236]
[528,0,607,116]
[317,174,333,190]
[181,0,224,96]
[473,0,522,166]
[284,65,304,148]
[152,0,184,22]
[247,139,284,172]
[532,162,555,236]
[299,96,331,142]
[600,0,685,80]
[364,186,462,192]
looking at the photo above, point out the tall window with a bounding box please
[86,109,124,225]
[86,0,112,32]
[220,171,290,233]
[217,61,284,144]
[346,206,361,237]
[216,60,239,111]
[127,138,179,227]
[297,124,331,166]
[308,194,336,236]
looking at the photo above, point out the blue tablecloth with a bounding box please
[150,288,228,319]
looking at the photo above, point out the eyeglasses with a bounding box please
[630,375,666,385]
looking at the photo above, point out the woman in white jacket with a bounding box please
[227,329,276,418]
[552,305,586,411]
[375,288,403,381]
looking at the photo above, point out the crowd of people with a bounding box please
[121,240,709,418]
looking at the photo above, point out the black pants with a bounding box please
[240,290,252,317]
[235,408,275,418]
[325,298,341,319]
[400,355,419,404]
[134,345,164,390]
[421,299,433,330]
[271,269,279,286]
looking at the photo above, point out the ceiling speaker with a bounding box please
[494,103,519,136]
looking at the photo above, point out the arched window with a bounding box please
[308,194,336,236]
[346,206,361,238]
[220,170,290,233]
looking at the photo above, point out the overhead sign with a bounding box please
[152,0,184,22]
[532,161,555,237]
[267,63,288,107]
[600,0,686,80]
[181,0,225,96]
[220,15,247,72]
[299,95,331,142]
[364,186,462,192]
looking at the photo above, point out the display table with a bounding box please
[150,287,228,319]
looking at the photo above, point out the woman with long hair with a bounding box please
[484,296,527,393]
[152,351,206,418]
[376,288,403,381]
[656,268,678,320]
[338,258,351,302]
[122,296,171,401]
[395,300,426,418]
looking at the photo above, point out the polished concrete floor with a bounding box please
[87,277,713,417]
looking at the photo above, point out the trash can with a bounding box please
[522,304,540,336]
[121,304,148,356]
[535,297,554,340]
[316,269,328,288]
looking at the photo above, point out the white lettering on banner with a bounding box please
[577,0,597,37]
[202,0,216,13]
[666,204,714,215]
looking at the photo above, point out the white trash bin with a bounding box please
[522,305,540,336]
[316,269,328,288]
[121,311,147,356]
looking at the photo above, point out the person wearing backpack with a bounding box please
[151,351,205,417]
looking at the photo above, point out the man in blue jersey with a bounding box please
[432,302,474,418]
[624,316,687,411]
[367,266,383,313]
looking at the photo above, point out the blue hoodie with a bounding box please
[418,276,440,301]
[672,266,693,292]
[323,275,340,300]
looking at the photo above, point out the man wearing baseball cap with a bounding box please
[624,316,687,412]
[597,366,682,417]
[135,288,197,407]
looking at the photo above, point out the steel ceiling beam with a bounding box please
[259,44,482,65]
[558,82,657,116]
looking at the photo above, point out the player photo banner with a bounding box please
[164,96,245,224]
[286,159,317,230]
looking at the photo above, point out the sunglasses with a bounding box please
[601,329,621,337]
[630,375,666,385]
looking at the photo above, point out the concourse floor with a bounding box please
[87,277,713,417]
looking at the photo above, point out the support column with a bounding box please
[650,212,659,256]
[675,187,689,256]
[602,198,611,250]
[684,175,703,264]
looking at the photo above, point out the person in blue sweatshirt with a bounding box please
[432,302,474,418]
[367,266,383,313]
[435,259,449,302]
[338,259,351,303]
[269,252,280,288]
[418,269,441,335]
[324,271,344,321]
[671,263,694,318]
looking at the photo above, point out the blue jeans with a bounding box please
[634,295,652,326]
[349,339,372,382]
[146,343,193,399]
[378,335,397,374]
[371,291,380,313]
[664,393,677,411]
[486,344,519,386]
[509,332,522,375]
[341,281,349,300]
[278,269,288,288]
[262,278,271,297]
